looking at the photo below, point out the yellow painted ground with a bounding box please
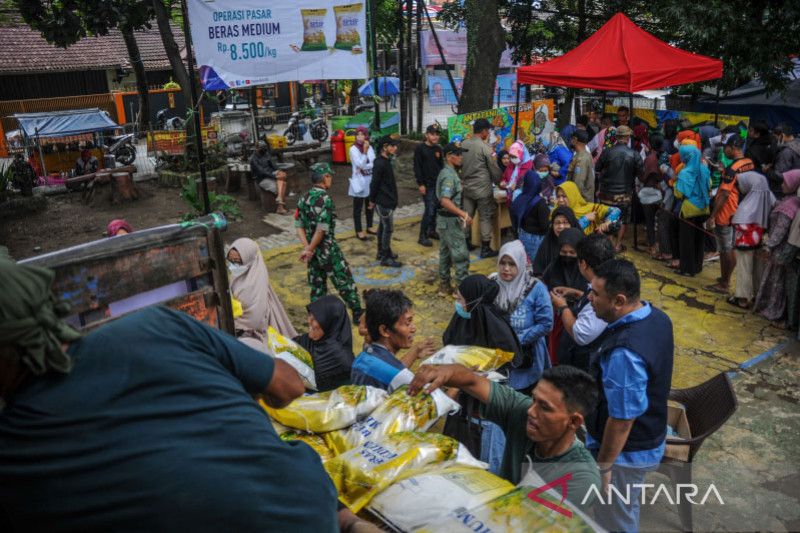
[262,216,787,389]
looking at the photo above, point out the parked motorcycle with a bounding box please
[155,109,185,130]
[283,103,328,145]
[104,133,136,166]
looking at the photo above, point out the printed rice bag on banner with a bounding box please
[300,9,328,51]
[266,326,316,390]
[368,465,514,532]
[262,385,387,433]
[421,345,515,372]
[333,4,362,51]
[323,385,459,456]
[324,431,486,513]
[416,479,601,533]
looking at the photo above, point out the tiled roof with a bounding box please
[0,23,184,74]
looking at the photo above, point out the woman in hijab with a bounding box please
[671,144,711,276]
[490,240,553,393]
[349,126,376,240]
[227,238,297,351]
[501,141,532,195]
[532,206,580,277]
[107,219,133,237]
[729,171,776,308]
[555,181,620,235]
[508,150,549,262]
[294,295,354,391]
[753,170,800,322]
[542,228,587,363]
[442,274,523,472]
[497,149,510,175]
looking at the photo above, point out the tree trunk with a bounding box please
[120,26,150,133]
[458,0,505,114]
[151,0,193,113]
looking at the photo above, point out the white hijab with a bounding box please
[494,240,534,314]
[229,238,297,339]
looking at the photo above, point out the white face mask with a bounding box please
[227,261,247,277]
[509,155,521,165]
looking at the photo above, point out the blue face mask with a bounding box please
[228,261,247,277]
[454,301,471,319]
[537,171,549,179]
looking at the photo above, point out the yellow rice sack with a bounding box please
[279,430,336,461]
[262,385,387,433]
[322,385,459,456]
[421,345,515,372]
[368,465,514,532]
[266,326,316,390]
[416,485,599,533]
[333,4,362,50]
[324,431,484,513]
[300,9,328,51]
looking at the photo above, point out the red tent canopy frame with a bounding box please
[516,13,722,91]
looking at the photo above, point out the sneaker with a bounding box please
[276,203,288,215]
[381,258,402,268]
[418,237,433,247]
[480,244,498,258]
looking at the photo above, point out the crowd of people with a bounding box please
[3,102,799,532]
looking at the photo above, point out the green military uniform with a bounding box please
[436,164,470,285]
[295,178,362,315]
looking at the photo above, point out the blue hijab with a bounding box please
[676,145,711,211]
[510,169,543,231]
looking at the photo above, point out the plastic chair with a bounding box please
[656,372,738,532]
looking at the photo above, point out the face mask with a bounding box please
[509,155,521,165]
[228,261,247,277]
[674,139,681,151]
[560,255,577,265]
[454,301,471,319]
[537,171,549,179]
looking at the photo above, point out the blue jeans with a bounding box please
[478,419,506,475]
[589,453,657,533]
[518,228,545,263]
[419,187,438,239]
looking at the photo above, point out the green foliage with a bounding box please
[439,0,798,96]
[180,178,242,222]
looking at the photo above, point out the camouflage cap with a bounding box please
[310,162,333,177]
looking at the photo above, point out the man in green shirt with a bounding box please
[436,143,472,297]
[408,364,601,510]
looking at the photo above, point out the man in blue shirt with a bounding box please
[586,259,674,532]
[0,252,339,532]
[351,290,432,390]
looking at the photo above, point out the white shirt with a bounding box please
[572,283,608,346]
[348,145,375,198]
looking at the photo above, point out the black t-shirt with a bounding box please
[521,200,551,236]
[413,143,444,188]
[0,307,337,533]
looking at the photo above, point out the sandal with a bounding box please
[705,283,729,295]
[356,232,370,241]
[366,228,378,235]
[615,244,627,253]
[726,296,749,309]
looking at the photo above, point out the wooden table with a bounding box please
[64,165,138,205]
[470,197,512,252]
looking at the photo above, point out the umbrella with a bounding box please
[358,77,401,97]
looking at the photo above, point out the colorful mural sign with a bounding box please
[447,99,555,152]
[604,105,750,131]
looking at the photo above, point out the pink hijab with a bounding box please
[229,238,297,341]
[107,219,133,237]
[774,169,800,221]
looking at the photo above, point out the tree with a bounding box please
[16,0,153,131]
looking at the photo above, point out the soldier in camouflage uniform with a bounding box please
[295,162,363,320]
[436,143,472,297]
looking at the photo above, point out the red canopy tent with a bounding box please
[516,13,722,91]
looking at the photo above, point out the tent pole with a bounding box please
[514,82,522,139]
[628,92,638,252]
[628,93,634,120]
[600,91,607,116]
[714,82,721,127]
[35,129,47,178]
[180,0,210,215]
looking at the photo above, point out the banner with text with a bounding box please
[428,74,526,105]
[447,100,555,152]
[421,30,517,68]
[187,0,368,90]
